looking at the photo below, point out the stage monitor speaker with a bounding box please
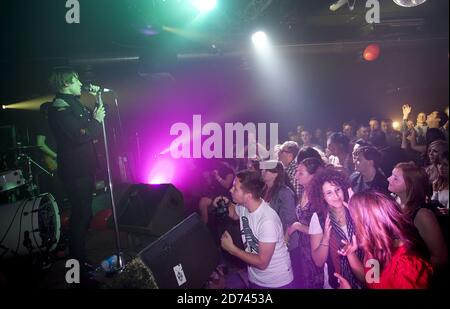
[138,213,220,289]
[112,184,185,237]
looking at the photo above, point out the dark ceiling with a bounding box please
[0,0,448,126]
[1,0,448,61]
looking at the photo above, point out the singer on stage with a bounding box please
[47,67,105,274]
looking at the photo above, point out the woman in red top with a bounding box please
[335,191,433,289]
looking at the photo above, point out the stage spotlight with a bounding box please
[191,0,217,12]
[0,96,55,111]
[252,31,269,48]
[392,121,401,130]
[148,160,175,185]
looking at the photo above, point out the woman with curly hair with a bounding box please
[307,167,363,289]
[335,191,433,289]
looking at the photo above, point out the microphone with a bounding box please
[82,84,113,93]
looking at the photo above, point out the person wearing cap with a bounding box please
[260,160,299,287]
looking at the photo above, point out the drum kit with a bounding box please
[0,144,61,260]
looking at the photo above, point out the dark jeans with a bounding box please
[62,175,95,265]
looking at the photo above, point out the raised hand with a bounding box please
[402,104,412,119]
[323,215,332,244]
[213,196,230,208]
[338,235,358,257]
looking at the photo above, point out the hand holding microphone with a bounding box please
[82,84,113,96]
[82,84,112,123]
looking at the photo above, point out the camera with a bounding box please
[215,197,230,218]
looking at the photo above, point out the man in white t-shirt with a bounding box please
[214,170,293,289]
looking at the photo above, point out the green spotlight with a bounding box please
[191,0,217,12]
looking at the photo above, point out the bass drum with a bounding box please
[0,193,61,259]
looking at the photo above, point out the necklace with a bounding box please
[331,209,346,225]
[300,194,308,209]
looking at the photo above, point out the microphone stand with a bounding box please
[97,92,124,269]
[113,96,124,137]
[111,91,133,183]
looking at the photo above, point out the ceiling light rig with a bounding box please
[242,0,274,22]
[329,0,357,12]
[392,0,427,8]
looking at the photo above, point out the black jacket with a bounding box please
[48,93,102,179]
[350,169,389,195]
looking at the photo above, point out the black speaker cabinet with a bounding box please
[113,184,185,237]
[138,213,220,289]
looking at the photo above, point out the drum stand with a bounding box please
[17,152,53,196]
[97,92,124,270]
